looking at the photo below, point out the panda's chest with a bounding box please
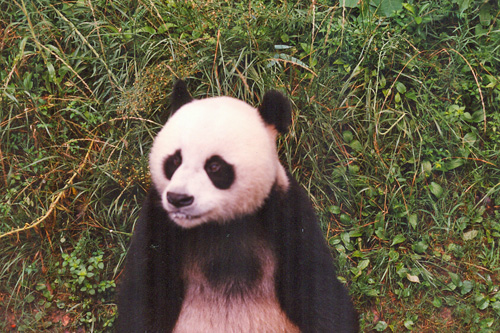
[173,231,298,333]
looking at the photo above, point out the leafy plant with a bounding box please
[1,0,500,331]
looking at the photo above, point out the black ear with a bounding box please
[171,80,194,113]
[258,90,292,134]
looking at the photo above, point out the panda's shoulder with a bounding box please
[281,171,316,214]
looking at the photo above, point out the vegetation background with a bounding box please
[1,0,499,331]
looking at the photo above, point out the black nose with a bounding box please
[167,192,194,208]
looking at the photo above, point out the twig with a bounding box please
[0,146,7,187]
[0,140,95,240]
[212,29,221,94]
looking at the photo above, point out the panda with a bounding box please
[116,80,358,332]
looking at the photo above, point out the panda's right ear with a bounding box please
[171,80,194,113]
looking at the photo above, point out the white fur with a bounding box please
[149,96,289,228]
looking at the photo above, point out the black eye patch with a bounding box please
[164,150,182,180]
[204,155,235,190]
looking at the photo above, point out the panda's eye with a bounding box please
[204,155,234,190]
[164,150,182,180]
[206,161,221,174]
[172,154,182,167]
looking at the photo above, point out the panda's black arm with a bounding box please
[272,176,359,333]
[116,188,184,332]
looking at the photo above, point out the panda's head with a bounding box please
[149,80,292,228]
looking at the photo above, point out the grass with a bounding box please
[1,0,499,331]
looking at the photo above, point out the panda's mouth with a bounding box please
[168,211,209,228]
[169,211,202,221]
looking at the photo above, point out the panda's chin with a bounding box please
[168,212,205,228]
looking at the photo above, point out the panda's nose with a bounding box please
[167,192,194,208]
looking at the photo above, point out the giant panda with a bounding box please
[116,80,358,332]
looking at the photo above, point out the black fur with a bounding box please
[116,187,184,332]
[272,176,359,332]
[117,174,358,332]
[258,90,292,134]
[171,80,193,112]
[188,218,264,297]
[163,150,182,180]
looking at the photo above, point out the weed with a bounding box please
[1,0,499,331]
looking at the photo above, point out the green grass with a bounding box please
[1,0,499,331]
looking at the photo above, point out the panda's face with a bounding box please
[149,96,287,228]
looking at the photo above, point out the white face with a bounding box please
[149,96,287,228]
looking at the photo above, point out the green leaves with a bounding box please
[391,234,406,246]
[463,229,478,241]
[428,182,444,199]
[371,0,404,17]
[56,241,116,318]
[340,0,404,17]
[351,258,371,279]
[343,130,363,153]
[408,214,418,229]
[412,241,428,254]
[374,320,388,331]
[463,132,477,146]
[328,205,341,214]
[343,130,354,143]
[432,297,442,308]
[340,0,359,8]
[452,0,472,14]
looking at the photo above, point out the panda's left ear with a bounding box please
[258,90,292,134]
[171,80,194,113]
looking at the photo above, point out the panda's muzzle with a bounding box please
[167,192,194,208]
